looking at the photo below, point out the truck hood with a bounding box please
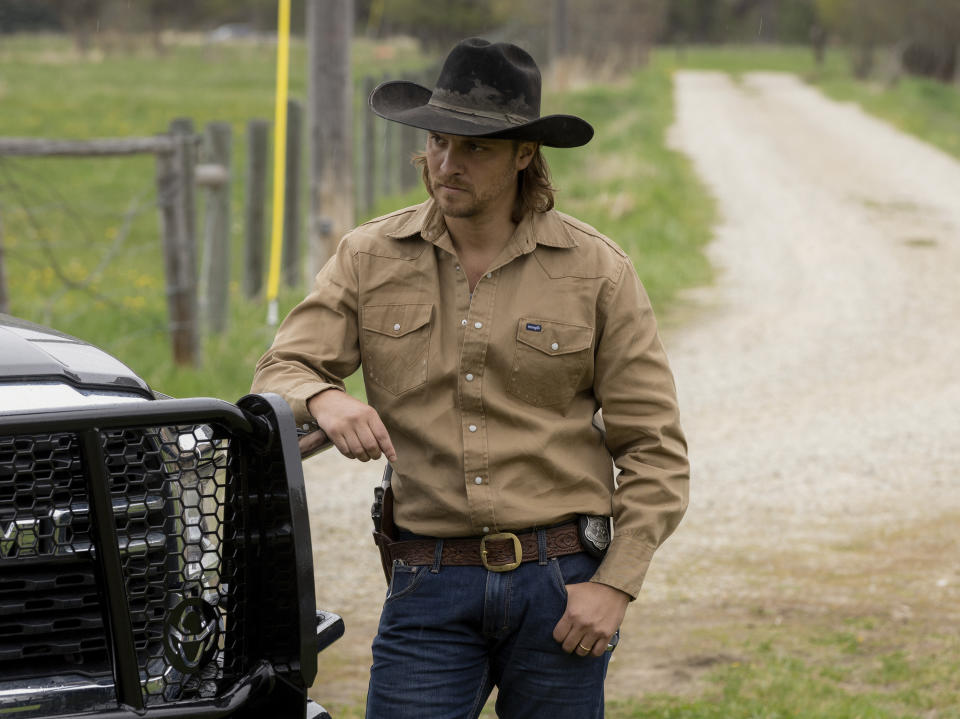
[0,314,152,397]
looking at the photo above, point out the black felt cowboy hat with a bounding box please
[369,37,593,148]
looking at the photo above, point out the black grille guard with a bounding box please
[0,393,318,715]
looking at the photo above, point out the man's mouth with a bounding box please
[436,181,469,193]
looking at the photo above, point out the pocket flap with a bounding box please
[515,318,594,356]
[362,304,433,338]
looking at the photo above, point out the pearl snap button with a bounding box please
[551,342,559,351]
[474,322,482,329]
[393,323,401,332]
[455,265,461,271]
[465,373,474,381]
[468,424,477,432]
[482,526,490,533]
[486,273,492,278]
[474,476,483,485]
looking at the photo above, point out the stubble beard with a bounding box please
[429,162,519,220]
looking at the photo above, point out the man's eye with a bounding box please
[469,144,485,152]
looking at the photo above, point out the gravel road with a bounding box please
[305,71,960,707]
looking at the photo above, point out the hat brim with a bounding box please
[369,80,593,148]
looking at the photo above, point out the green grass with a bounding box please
[602,625,960,719]
[0,33,714,401]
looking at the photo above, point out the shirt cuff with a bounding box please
[589,534,657,599]
[284,382,345,427]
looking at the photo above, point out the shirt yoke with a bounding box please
[535,211,631,283]
[342,204,427,260]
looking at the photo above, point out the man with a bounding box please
[252,37,688,718]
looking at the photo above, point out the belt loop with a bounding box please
[431,539,444,573]
[537,529,548,565]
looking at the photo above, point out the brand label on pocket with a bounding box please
[525,323,542,332]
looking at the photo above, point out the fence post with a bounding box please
[199,122,231,335]
[381,107,396,199]
[306,0,355,276]
[360,75,377,214]
[0,208,8,314]
[399,74,417,191]
[283,99,303,287]
[156,118,200,367]
[244,119,269,298]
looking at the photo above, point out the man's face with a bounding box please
[425,132,535,220]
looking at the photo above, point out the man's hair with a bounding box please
[412,143,556,223]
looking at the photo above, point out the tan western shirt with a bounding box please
[252,198,688,598]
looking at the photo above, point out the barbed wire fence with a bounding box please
[0,130,212,367]
[0,156,157,326]
[0,66,433,369]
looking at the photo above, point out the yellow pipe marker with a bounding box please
[266,0,291,326]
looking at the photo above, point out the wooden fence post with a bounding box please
[381,107,396,199]
[0,208,8,315]
[199,122,231,335]
[283,99,303,287]
[307,0,354,275]
[360,75,376,214]
[244,119,269,298]
[399,73,424,191]
[156,118,200,367]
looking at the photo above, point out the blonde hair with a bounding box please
[413,143,556,223]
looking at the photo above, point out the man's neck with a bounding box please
[445,211,517,258]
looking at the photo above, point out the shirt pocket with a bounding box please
[361,303,433,396]
[507,317,594,408]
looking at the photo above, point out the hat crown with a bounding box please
[431,38,541,121]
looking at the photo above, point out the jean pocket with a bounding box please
[549,558,569,598]
[551,552,601,597]
[361,303,433,396]
[507,318,593,408]
[385,562,425,603]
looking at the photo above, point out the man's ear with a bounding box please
[515,141,538,171]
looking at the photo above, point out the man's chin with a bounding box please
[436,199,478,219]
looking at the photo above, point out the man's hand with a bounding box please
[552,581,630,657]
[307,389,397,463]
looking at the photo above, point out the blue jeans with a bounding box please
[365,540,611,719]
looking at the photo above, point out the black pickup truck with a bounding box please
[0,313,342,718]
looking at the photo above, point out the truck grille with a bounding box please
[0,396,315,714]
[0,433,109,679]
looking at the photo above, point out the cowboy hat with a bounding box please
[369,37,593,148]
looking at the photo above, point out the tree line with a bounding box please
[1,0,957,84]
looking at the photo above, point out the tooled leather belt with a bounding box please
[385,522,583,572]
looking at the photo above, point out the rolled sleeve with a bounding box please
[590,257,689,598]
[251,235,361,426]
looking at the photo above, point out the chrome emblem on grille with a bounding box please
[0,519,40,558]
[162,597,221,673]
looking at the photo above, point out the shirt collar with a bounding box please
[386,197,579,253]
[513,207,579,251]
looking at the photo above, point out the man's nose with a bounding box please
[438,146,462,174]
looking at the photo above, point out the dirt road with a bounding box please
[305,71,960,708]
